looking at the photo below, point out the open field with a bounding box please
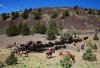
[0,34,100,68]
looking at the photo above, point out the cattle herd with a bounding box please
[7,36,88,57]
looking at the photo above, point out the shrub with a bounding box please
[6,21,18,36]
[51,12,58,18]
[62,10,69,19]
[17,22,23,34]
[88,9,94,14]
[21,23,30,35]
[40,24,47,34]
[60,33,71,40]
[97,10,100,15]
[5,52,18,65]
[82,48,97,61]
[34,12,41,20]
[84,8,88,11]
[46,30,55,40]
[60,57,72,68]
[76,11,79,15]
[32,22,47,34]
[48,21,59,35]
[93,34,99,40]
[34,8,41,20]
[58,23,63,31]
[92,43,98,51]
[0,61,4,68]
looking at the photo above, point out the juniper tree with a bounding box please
[21,23,30,35]
[6,21,18,36]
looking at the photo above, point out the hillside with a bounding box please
[0,7,100,32]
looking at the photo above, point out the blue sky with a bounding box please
[0,0,100,14]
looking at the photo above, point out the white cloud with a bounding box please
[0,4,7,8]
[0,4,4,7]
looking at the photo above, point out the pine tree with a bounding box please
[32,22,47,34]
[32,22,41,33]
[34,8,42,20]
[6,21,18,36]
[40,24,47,34]
[2,13,10,20]
[11,11,19,20]
[18,22,23,34]
[84,8,88,11]
[5,52,18,65]
[28,8,32,13]
[22,9,29,19]
[48,21,59,35]
[21,23,30,35]
[46,21,59,40]
[74,6,78,9]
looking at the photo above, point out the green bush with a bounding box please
[76,11,79,15]
[48,21,59,35]
[51,12,58,18]
[21,23,30,35]
[0,61,5,68]
[97,10,100,15]
[93,34,99,40]
[6,21,18,36]
[82,48,97,61]
[17,22,23,34]
[32,22,47,34]
[5,52,18,65]
[58,23,63,31]
[34,8,41,20]
[91,43,98,51]
[60,57,72,68]
[60,32,71,41]
[88,9,94,14]
[46,30,55,40]
[62,10,69,19]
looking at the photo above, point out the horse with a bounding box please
[46,48,55,58]
[7,45,13,49]
[59,51,75,63]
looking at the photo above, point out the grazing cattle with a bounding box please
[36,41,42,44]
[83,37,88,40]
[7,45,13,49]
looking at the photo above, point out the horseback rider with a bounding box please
[47,48,52,53]
[81,41,85,49]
